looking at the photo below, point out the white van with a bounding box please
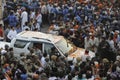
[0,41,10,49]
[10,31,95,61]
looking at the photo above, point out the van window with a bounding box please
[14,40,29,48]
[44,43,59,56]
[33,42,42,50]
[55,38,73,54]
[28,41,43,52]
[44,43,54,54]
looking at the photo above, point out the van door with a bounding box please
[43,43,60,57]
[28,41,43,55]
[13,39,29,56]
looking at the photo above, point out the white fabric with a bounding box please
[41,5,48,14]
[84,37,90,49]
[41,57,46,67]
[116,66,120,72]
[88,37,99,52]
[89,37,99,47]
[116,55,120,61]
[81,55,90,62]
[72,76,78,80]
[7,30,17,40]
[53,24,59,30]
[27,0,32,5]
[36,14,42,23]
[48,77,57,80]
[21,11,28,29]
[1,49,7,54]
[23,26,30,31]
[36,13,42,31]
[0,20,4,26]
[30,11,35,19]
[108,40,115,51]
[47,4,53,13]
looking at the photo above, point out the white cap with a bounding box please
[115,30,119,33]
[69,7,73,10]
[77,6,81,9]
[116,55,120,61]
[1,49,7,54]
[89,33,92,35]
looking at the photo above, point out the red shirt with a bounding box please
[0,28,3,37]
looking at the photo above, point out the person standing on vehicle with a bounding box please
[7,26,17,42]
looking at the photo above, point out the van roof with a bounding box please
[16,31,63,43]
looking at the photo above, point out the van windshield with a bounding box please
[55,38,77,55]
[14,39,29,48]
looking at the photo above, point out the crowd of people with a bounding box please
[0,0,120,80]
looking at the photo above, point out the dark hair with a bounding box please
[43,53,47,57]
[78,72,82,79]
[86,72,92,79]
[0,24,2,27]
[25,28,29,31]
[111,64,117,72]
[25,22,28,25]
[10,11,14,15]
[68,74,72,80]
[9,47,13,51]
[22,69,27,74]
[10,26,14,29]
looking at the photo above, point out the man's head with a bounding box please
[0,24,2,28]
[101,36,106,41]
[11,26,15,30]
[10,10,14,15]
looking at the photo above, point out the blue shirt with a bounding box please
[75,15,82,23]
[7,14,18,27]
[21,74,28,80]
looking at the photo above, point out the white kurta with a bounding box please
[36,14,42,31]
[88,37,99,52]
[41,5,48,14]
[7,30,17,40]
[21,11,28,30]
[84,37,90,50]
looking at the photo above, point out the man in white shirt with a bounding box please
[88,33,99,52]
[35,11,42,31]
[7,27,17,42]
[41,3,48,24]
[84,35,90,50]
[40,53,47,67]
[107,37,115,51]
[30,10,35,20]
[21,7,28,30]
[22,22,30,31]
